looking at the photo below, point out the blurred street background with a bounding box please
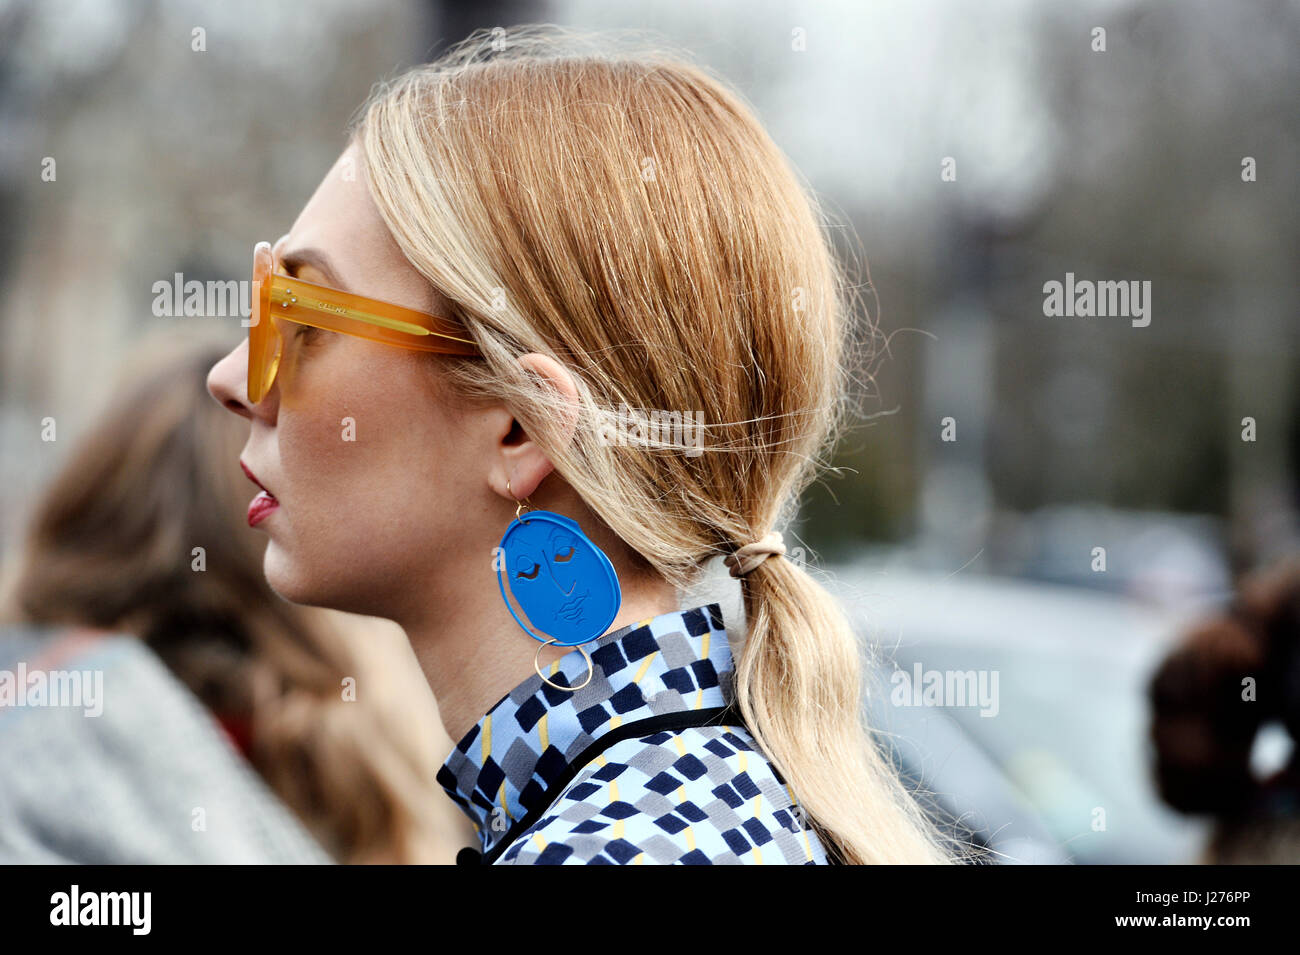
[1,0,1297,864]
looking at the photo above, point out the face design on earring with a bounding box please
[498,512,621,647]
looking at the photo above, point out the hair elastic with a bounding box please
[723,531,787,578]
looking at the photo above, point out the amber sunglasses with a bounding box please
[247,240,480,404]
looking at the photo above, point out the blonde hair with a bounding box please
[1,332,466,863]
[353,25,965,864]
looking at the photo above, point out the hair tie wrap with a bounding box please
[724,531,787,578]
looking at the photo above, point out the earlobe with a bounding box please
[483,405,551,503]
[492,454,554,503]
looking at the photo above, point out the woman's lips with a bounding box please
[248,491,278,527]
[240,460,279,527]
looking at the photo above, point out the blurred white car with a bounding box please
[828,562,1213,863]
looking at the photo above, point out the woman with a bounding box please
[207,25,960,864]
[4,333,472,863]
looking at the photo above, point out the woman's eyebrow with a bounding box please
[280,247,346,289]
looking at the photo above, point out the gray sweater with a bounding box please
[0,624,332,864]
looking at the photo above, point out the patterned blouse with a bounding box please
[438,603,831,864]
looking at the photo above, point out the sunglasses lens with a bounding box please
[249,242,281,403]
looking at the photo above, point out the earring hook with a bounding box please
[506,478,532,523]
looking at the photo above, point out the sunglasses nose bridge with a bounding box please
[259,326,283,405]
[248,241,282,405]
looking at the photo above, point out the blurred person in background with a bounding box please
[0,332,473,863]
[1149,555,1300,863]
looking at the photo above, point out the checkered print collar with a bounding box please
[436,602,735,856]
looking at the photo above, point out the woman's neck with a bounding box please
[404,572,680,745]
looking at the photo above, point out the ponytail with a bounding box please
[732,553,961,864]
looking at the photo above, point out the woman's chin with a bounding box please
[262,548,315,606]
[263,548,368,614]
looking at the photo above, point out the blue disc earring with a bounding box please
[497,480,622,691]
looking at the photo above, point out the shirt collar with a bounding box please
[436,602,734,855]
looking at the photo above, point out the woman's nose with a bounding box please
[207,338,254,419]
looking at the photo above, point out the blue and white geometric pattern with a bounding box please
[436,603,829,864]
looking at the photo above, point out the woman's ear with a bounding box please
[489,353,580,501]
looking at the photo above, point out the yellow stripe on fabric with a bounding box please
[744,750,758,817]
[532,832,547,852]
[736,749,763,863]
[783,781,815,861]
[480,714,515,822]
[663,732,696,852]
[671,733,689,803]
[539,711,548,750]
[693,632,711,709]
[608,777,623,837]
[634,853,645,864]
[632,652,657,684]
[609,714,622,731]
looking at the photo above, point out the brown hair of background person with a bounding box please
[0,332,470,864]
[1148,555,1300,863]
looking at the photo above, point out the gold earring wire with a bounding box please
[534,637,594,692]
[506,479,532,523]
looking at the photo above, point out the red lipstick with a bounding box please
[240,460,279,527]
